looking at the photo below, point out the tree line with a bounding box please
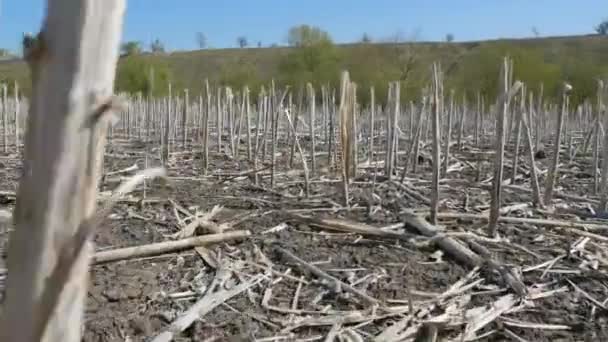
[113,21,608,107]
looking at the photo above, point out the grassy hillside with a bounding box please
[1,34,607,104]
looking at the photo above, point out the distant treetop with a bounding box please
[237,36,248,48]
[361,33,372,43]
[121,41,142,56]
[287,24,333,47]
[596,19,608,35]
[150,38,165,54]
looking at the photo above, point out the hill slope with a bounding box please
[1,34,607,103]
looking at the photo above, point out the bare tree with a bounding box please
[596,19,608,35]
[386,30,421,84]
[196,32,207,49]
[531,26,540,37]
[446,33,454,42]
[150,38,165,54]
[361,33,372,43]
[237,36,248,48]
[0,1,126,341]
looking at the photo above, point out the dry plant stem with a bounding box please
[400,100,425,182]
[254,89,263,161]
[226,88,236,157]
[545,88,568,204]
[152,275,263,342]
[308,83,317,176]
[599,81,608,211]
[436,212,608,232]
[402,211,526,296]
[181,89,188,148]
[162,84,171,164]
[327,88,335,167]
[14,82,20,149]
[245,86,252,161]
[2,84,7,153]
[352,84,359,173]
[535,86,544,150]
[1,2,126,342]
[368,87,375,164]
[430,64,441,224]
[457,95,466,151]
[412,98,426,174]
[289,214,415,241]
[521,96,544,207]
[488,59,511,237]
[593,83,603,193]
[339,72,353,207]
[202,80,211,173]
[283,108,310,197]
[511,85,524,184]
[474,92,480,147]
[289,88,302,168]
[235,91,245,160]
[270,86,278,187]
[216,87,222,153]
[386,82,400,179]
[277,247,379,305]
[441,90,454,178]
[93,230,250,264]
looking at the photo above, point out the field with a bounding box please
[2,60,608,341]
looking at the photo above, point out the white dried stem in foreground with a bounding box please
[0,1,126,342]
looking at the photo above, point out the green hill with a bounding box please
[1,34,607,104]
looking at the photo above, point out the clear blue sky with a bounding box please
[0,0,606,53]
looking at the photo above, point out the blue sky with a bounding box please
[0,0,606,53]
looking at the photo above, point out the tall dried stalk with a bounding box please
[352,84,359,173]
[457,94,466,151]
[511,85,525,184]
[245,86,252,161]
[441,90,454,177]
[162,84,172,164]
[535,84,544,150]
[288,89,300,167]
[522,92,544,207]
[544,83,571,204]
[284,108,310,197]
[307,83,317,176]
[262,90,270,162]
[226,87,236,157]
[488,58,521,236]
[216,87,222,153]
[598,81,608,212]
[14,81,20,149]
[202,80,211,173]
[385,82,400,179]
[596,81,605,194]
[339,71,354,206]
[368,87,375,164]
[430,63,442,224]
[234,91,245,161]
[0,1,126,341]
[401,98,426,182]
[2,83,7,153]
[270,85,277,187]
[327,87,335,168]
[412,93,426,175]
[181,89,188,148]
[474,92,481,147]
